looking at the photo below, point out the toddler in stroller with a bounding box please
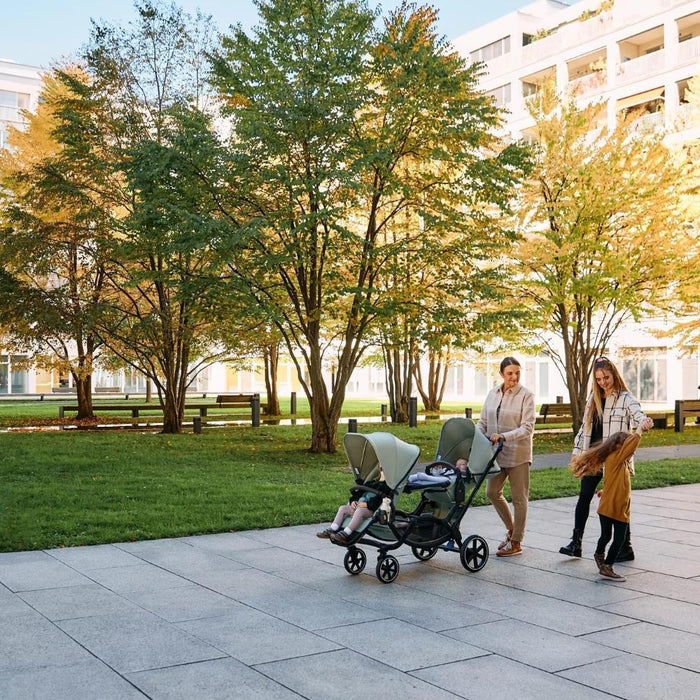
[320,419,503,583]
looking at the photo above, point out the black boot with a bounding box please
[615,541,635,562]
[559,528,583,557]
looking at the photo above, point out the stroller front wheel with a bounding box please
[376,554,399,583]
[411,546,438,561]
[344,547,367,575]
[460,535,489,572]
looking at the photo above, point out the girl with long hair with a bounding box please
[559,357,652,560]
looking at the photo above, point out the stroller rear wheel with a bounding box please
[460,535,489,572]
[344,547,367,575]
[376,554,399,583]
[411,546,438,561]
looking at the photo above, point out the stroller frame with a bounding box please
[335,419,504,583]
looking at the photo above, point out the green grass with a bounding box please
[1,422,698,552]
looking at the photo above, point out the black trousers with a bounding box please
[574,473,631,544]
[597,514,628,565]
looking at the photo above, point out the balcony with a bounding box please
[678,35,700,62]
[569,70,608,96]
[629,110,665,134]
[618,50,666,83]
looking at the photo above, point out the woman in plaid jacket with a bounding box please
[559,357,652,561]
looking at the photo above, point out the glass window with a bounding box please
[0,355,7,394]
[622,348,667,401]
[486,83,512,106]
[470,36,511,63]
[539,362,549,397]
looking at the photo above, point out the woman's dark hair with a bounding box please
[499,356,521,373]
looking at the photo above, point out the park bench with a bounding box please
[674,399,700,432]
[51,387,76,394]
[216,393,269,415]
[645,410,676,429]
[94,386,121,393]
[536,403,573,424]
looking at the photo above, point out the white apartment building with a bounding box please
[442,0,700,408]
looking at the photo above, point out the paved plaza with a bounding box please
[1,483,699,699]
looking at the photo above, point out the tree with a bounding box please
[211,1,526,451]
[52,1,229,432]
[0,69,111,418]
[511,85,694,432]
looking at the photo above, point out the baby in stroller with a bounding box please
[316,475,389,544]
[407,458,469,486]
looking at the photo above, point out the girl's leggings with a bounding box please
[576,473,632,544]
[596,514,629,565]
[333,504,373,532]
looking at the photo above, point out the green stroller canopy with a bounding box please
[435,418,498,476]
[343,432,421,490]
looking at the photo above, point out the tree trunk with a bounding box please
[161,397,182,434]
[383,343,412,423]
[73,371,94,419]
[414,346,450,412]
[263,343,281,416]
[145,374,152,403]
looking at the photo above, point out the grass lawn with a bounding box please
[2,422,698,552]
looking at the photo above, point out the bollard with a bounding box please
[290,391,297,415]
[464,407,473,419]
[193,416,202,434]
[556,396,563,403]
[251,395,261,427]
[409,397,418,428]
[381,404,387,421]
[348,418,357,433]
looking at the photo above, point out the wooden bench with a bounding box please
[536,403,573,424]
[94,386,121,393]
[674,399,700,432]
[646,411,676,429]
[51,387,76,394]
[216,393,268,415]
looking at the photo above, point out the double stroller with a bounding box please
[333,418,503,583]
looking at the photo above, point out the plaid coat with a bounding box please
[573,390,648,470]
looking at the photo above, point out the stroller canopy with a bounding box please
[435,418,497,476]
[343,432,420,490]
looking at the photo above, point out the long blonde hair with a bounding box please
[570,431,630,477]
[586,357,629,424]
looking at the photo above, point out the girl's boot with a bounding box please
[559,528,583,557]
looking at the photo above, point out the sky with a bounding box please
[3,0,583,69]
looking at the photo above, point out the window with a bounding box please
[0,90,30,124]
[470,36,511,63]
[522,81,538,97]
[0,129,8,150]
[485,83,512,106]
[0,356,7,394]
[538,361,549,397]
[0,355,27,393]
[622,348,667,401]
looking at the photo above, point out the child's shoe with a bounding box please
[316,527,335,539]
[599,564,626,582]
[330,530,349,544]
[594,552,605,570]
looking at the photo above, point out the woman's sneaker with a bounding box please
[316,527,335,539]
[497,540,522,557]
[599,564,626,582]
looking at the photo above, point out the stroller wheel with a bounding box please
[460,535,489,572]
[376,554,399,584]
[411,546,438,561]
[343,547,367,575]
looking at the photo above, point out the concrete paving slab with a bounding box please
[119,584,241,623]
[0,586,34,619]
[256,648,459,700]
[598,595,700,635]
[56,610,225,673]
[317,617,489,671]
[126,657,301,699]
[45,544,143,571]
[82,563,192,594]
[411,654,612,699]
[614,570,700,604]
[443,618,624,672]
[0,612,94,673]
[584,621,700,672]
[0,551,92,592]
[558,653,700,699]
[223,545,323,573]
[18,583,140,621]
[177,606,341,665]
[177,531,274,554]
[0,659,146,700]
